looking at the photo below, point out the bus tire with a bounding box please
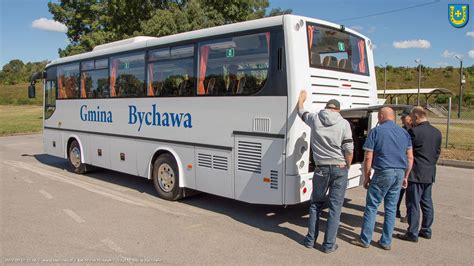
[152,153,183,201]
[68,140,88,174]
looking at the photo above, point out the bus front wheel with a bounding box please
[152,154,183,201]
[68,140,88,174]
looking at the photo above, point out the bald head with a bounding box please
[378,107,396,123]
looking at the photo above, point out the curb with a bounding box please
[437,159,474,169]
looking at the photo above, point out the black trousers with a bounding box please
[396,188,406,214]
[406,182,434,238]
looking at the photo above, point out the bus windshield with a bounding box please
[307,23,368,75]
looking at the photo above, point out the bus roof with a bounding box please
[46,14,369,68]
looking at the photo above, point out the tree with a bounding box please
[48,0,291,57]
[0,60,47,85]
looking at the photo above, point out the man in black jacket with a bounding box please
[396,107,442,242]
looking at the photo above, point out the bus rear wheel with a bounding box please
[68,140,88,174]
[152,153,183,201]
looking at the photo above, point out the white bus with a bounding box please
[29,15,378,205]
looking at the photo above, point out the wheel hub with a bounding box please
[157,163,175,192]
[70,147,81,168]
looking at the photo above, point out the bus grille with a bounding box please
[197,153,228,171]
[253,117,270,133]
[237,141,262,173]
[270,170,278,189]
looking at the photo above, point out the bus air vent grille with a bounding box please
[253,118,271,133]
[270,170,278,189]
[197,153,212,169]
[237,141,262,173]
[213,155,228,171]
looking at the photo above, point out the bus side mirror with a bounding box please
[28,84,36,98]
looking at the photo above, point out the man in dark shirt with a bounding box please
[396,107,442,242]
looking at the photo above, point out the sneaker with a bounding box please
[394,233,418,243]
[377,240,391,250]
[323,244,338,254]
[396,211,401,218]
[400,216,408,223]
[350,239,370,248]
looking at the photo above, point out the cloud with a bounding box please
[442,49,462,58]
[436,62,449,67]
[32,18,67,33]
[469,50,474,58]
[371,43,377,49]
[366,26,376,33]
[393,39,431,49]
[467,32,474,37]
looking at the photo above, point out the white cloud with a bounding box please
[393,39,431,49]
[442,50,462,59]
[467,32,474,37]
[469,50,474,58]
[32,18,67,33]
[371,43,377,49]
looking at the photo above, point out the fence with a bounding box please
[427,98,474,150]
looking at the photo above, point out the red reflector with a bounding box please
[303,187,307,194]
[342,84,351,87]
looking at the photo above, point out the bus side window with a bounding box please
[81,59,109,98]
[197,32,270,96]
[147,45,195,97]
[110,53,146,97]
[57,63,80,99]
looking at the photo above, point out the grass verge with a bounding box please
[0,105,43,136]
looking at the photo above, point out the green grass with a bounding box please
[431,122,474,148]
[0,82,43,105]
[0,105,43,136]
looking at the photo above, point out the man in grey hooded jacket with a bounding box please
[297,90,353,254]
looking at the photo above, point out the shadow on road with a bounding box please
[32,153,406,247]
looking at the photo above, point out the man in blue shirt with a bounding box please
[351,107,413,250]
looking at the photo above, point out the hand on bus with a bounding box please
[299,90,307,103]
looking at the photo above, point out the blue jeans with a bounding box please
[406,182,434,238]
[304,165,348,251]
[360,168,404,247]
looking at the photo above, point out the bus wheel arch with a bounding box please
[149,148,184,201]
[66,136,88,174]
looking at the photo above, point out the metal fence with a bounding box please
[427,99,474,150]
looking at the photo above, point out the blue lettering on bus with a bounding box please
[128,104,192,131]
[80,105,112,123]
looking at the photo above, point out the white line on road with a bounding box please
[10,167,19,173]
[21,176,33,184]
[39,189,53,199]
[63,209,85,224]
[101,239,126,254]
[184,224,203,230]
[3,160,190,217]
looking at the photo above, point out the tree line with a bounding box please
[48,0,292,57]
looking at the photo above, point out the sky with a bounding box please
[0,0,473,68]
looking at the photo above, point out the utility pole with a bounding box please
[455,55,464,118]
[383,63,387,99]
[415,59,421,106]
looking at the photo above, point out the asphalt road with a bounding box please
[1,134,472,264]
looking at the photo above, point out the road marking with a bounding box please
[101,238,126,254]
[3,160,190,217]
[21,176,33,184]
[184,224,203,230]
[63,209,85,223]
[39,189,53,199]
[10,167,19,173]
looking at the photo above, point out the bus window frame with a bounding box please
[306,22,370,77]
